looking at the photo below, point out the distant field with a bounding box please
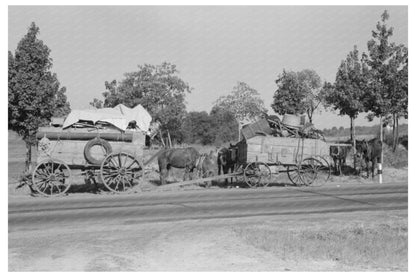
[325,134,376,142]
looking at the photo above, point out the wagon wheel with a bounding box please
[313,156,332,185]
[100,152,143,193]
[286,165,303,186]
[298,157,329,187]
[31,159,71,196]
[243,162,272,188]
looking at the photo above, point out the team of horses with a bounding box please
[157,144,238,186]
[156,138,383,186]
[329,138,383,178]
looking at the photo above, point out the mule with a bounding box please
[330,145,351,175]
[217,144,238,187]
[355,138,382,178]
[158,147,200,185]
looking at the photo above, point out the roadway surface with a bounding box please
[8,181,408,271]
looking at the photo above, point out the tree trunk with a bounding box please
[392,113,399,152]
[380,117,383,164]
[351,116,356,170]
[307,110,313,123]
[25,141,32,172]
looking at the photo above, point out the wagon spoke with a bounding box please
[35,168,49,178]
[109,158,118,168]
[39,181,50,193]
[124,176,133,187]
[122,154,129,167]
[118,154,122,167]
[56,163,63,172]
[120,177,126,191]
[126,158,138,169]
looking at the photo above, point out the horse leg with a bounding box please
[183,168,189,181]
[371,158,376,179]
[230,165,234,186]
[158,160,167,185]
[223,166,229,187]
[206,171,213,188]
[184,166,194,181]
[160,168,167,185]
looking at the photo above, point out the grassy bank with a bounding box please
[234,217,408,271]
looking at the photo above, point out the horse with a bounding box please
[329,145,351,175]
[157,147,200,185]
[196,150,217,187]
[217,144,238,187]
[355,138,382,178]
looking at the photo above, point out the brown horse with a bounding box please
[196,150,217,187]
[158,147,200,185]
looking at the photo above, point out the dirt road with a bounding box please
[8,182,408,271]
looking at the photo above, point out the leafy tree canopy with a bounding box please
[181,111,215,145]
[99,62,191,141]
[322,46,367,119]
[363,10,408,120]
[209,107,239,145]
[213,81,267,123]
[8,22,70,142]
[272,69,322,122]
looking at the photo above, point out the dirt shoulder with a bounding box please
[9,209,407,271]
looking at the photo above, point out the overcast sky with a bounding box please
[8,6,408,129]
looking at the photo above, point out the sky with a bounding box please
[8,5,408,129]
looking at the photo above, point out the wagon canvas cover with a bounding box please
[63,104,152,132]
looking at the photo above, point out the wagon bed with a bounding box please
[234,135,332,187]
[31,126,147,196]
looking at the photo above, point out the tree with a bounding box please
[89,98,103,109]
[363,10,408,151]
[272,69,323,122]
[181,111,216,145]
[213,82,266,140]
[98,62,191,142]
[210,107,239,145]
[272,70,307,116]
[214,81,267,123]
[8,22,71,171]
[297,69,323,123]
[321,46,367,167]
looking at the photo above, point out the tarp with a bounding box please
[63,104,152,132]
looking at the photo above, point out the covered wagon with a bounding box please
[32,104,152,196]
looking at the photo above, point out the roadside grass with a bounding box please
[234,220,408,270]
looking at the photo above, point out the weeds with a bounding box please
[234,221,407,270]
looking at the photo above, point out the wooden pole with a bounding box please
[159,129,165,148]
[167,131,172,148]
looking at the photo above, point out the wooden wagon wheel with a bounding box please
[312,156,332,185]
[243,162,272,188]
[286,165,303,186]
[31,159,71,196]
[298,157,329,186]
[100,152,143,193]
